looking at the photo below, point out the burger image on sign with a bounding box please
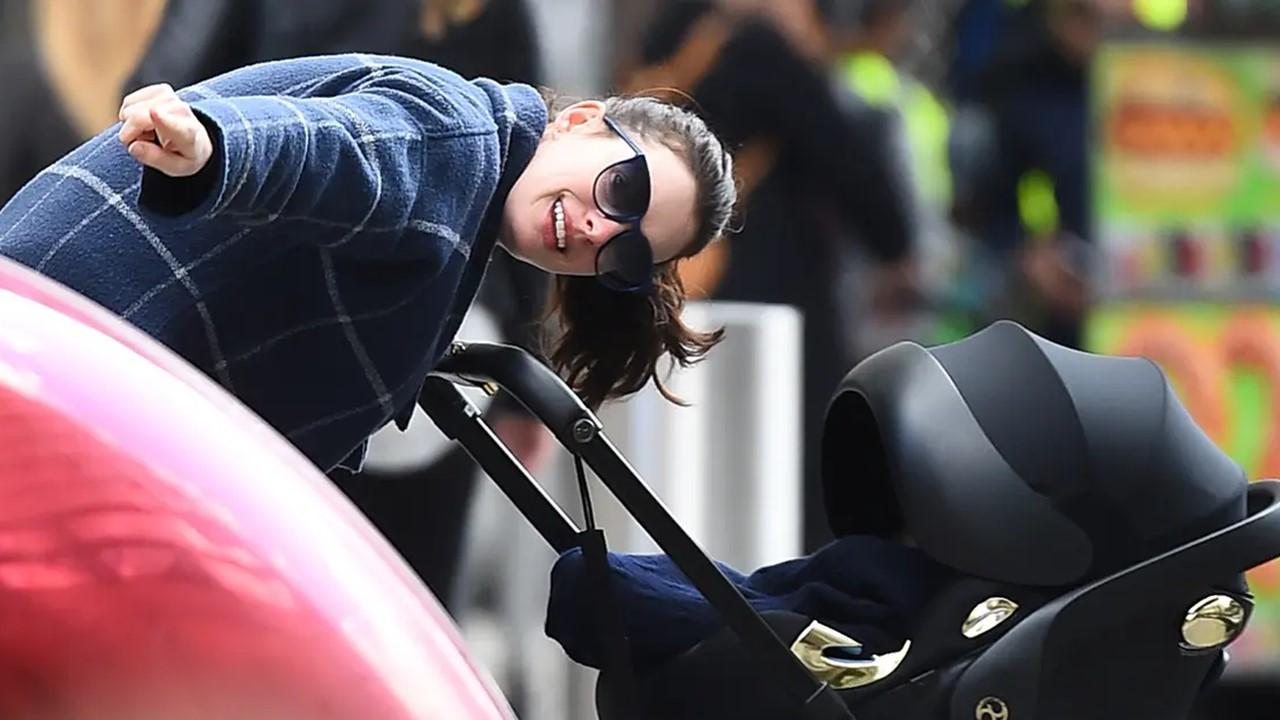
[1101,47,1242,212]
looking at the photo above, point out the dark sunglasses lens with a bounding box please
[595,157,651,220]
[596,230,654,292]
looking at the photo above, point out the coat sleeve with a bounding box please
[138,65,502,262]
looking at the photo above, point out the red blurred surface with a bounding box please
[0,258,513,719]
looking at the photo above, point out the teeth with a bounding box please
[554,199,566,249]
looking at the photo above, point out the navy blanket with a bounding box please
[546,535,951,672]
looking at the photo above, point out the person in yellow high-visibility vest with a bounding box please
[825,0,959,351]
[1132,0,1187,31]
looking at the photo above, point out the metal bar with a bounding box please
[427,343,852,718]
[419,377,580,554]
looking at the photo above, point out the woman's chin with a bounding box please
[518,248,561,275]
[500,232,541,264]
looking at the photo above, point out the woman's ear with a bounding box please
[552,100,607,137]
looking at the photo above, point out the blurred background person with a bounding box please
[624,0,920,550]
[823,0,966,357]
[966,0,1101,348]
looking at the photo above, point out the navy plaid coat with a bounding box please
[0,54,547,471]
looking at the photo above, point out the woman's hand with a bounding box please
[117,83,213,177]
[1020,237,1090,319]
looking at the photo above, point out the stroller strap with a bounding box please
[574,455,641,720]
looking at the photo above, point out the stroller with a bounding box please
[421,320,1280,720]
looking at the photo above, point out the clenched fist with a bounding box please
[118,83,214,177]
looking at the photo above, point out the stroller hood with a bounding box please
[821,321,1248,586]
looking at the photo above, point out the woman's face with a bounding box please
[501,101,699,276]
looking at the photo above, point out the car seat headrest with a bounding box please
[821,321,1248,586]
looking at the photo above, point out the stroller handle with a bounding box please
[423,342,856,720]
[432,341,601,450]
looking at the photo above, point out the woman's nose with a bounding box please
[582,209,624,248]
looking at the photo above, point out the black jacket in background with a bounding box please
[642,1,915,266]
[639,2,916,551]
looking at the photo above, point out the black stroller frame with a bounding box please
[420,341,855,720]
[421,339,1280,720]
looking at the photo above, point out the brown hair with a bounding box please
[542,94,737,409]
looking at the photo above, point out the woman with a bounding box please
[0,53,736,472]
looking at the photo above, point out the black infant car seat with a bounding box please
[422,321,1280,720]
[594,321,1280,719]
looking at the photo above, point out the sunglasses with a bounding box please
[594,116,655,294]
